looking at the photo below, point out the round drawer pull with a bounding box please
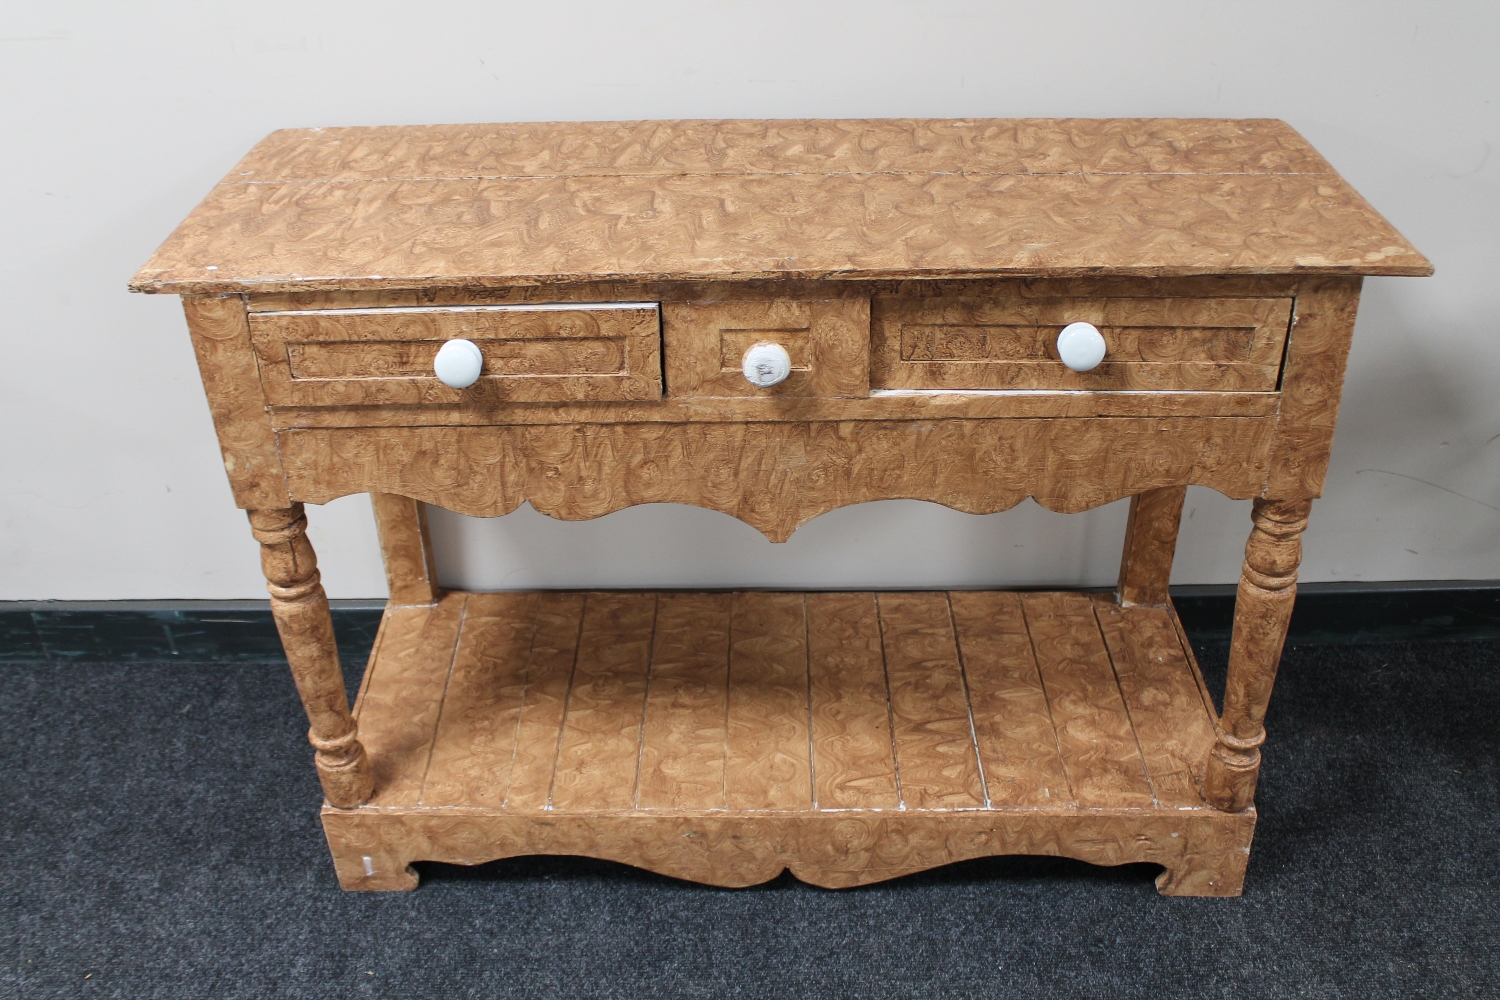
[741,342,792,388]
[434,338,484,388]
[1057,322,1107,372]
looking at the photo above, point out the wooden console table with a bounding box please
[133,119,1428,895]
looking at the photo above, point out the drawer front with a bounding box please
[872,297,1292,392]
[662,299,869,397]
[249,303,662,406]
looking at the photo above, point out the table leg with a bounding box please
[1116,486,1187,607]
[1204,497,1312,812]
[370,493,440,607]
[248,503,374,808]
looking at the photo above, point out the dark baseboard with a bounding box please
[0,600,387,665]
[1171,580,1500,645]
[2,583,1497,664]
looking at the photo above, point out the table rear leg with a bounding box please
[370,493,441,607]
[1117,486,1188,607]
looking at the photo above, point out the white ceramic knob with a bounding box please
[433,338,483,388]
[741,341,792,388]
[1057,322,1107,372]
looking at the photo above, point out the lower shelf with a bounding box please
[326,589,1253,896]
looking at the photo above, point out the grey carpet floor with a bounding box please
[3,639,1497,999]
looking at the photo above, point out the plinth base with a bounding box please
[325,589,1252,896]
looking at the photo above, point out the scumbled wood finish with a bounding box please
[1264,277,1364,498]
[130,119,1428,295]
[248,504,372,807]
[137,120,1429,895]
[327,590,1251,895]
[164,274,1349,525]
[1117,486,1188,607]
[872,296,1292,391]
[369,493,439,607]
[180,295,289,509]
[1205,498,1312,811]
[279,416,1276,542]
[662,298,869,397]
[249,303,662,406]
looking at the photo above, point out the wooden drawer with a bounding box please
[872,297,1293,392]
[249,303,662,406]
[662,299,869,397]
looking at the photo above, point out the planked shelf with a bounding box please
[323,589,1254,895]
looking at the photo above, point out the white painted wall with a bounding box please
[2,1,1496,600]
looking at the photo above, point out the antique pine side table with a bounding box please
[132,119,1429,896]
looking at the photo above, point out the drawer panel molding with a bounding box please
[250,302,662,406]
[873,297,1292,392]
[663,299,870,397]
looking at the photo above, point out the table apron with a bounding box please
[277,416,1275,540]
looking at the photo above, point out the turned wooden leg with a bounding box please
[370,493,440,607]
[249,504,374,808]
[1117,486,1187,607]
[1204,497,1312,812]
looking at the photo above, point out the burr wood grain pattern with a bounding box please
[416,592,538,809]
[806,593,899,809]
[638,593,732,810]
[876,592,986,808]
[948,591,1070,807]
[663,299,870,397]
[277,417,1276,541]
[369,493,439,607]
[1117,486,1188,607]
[872,296,1291,391]
[329,588,1246,894]
[130,119,1429,295]
[249,504,372,808]
[241,274,1306,311]
[1092,594,1220,807]
[205,118,1345,182]
[272,387,1280,428]
[725,592,815,811]
[250,303,662,405]
[138,119,1429,896]
[1264,276,1363,498]
[181,295,289,509]
[1205,498,1312,811]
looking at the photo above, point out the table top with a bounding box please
[130,118,1430,296]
